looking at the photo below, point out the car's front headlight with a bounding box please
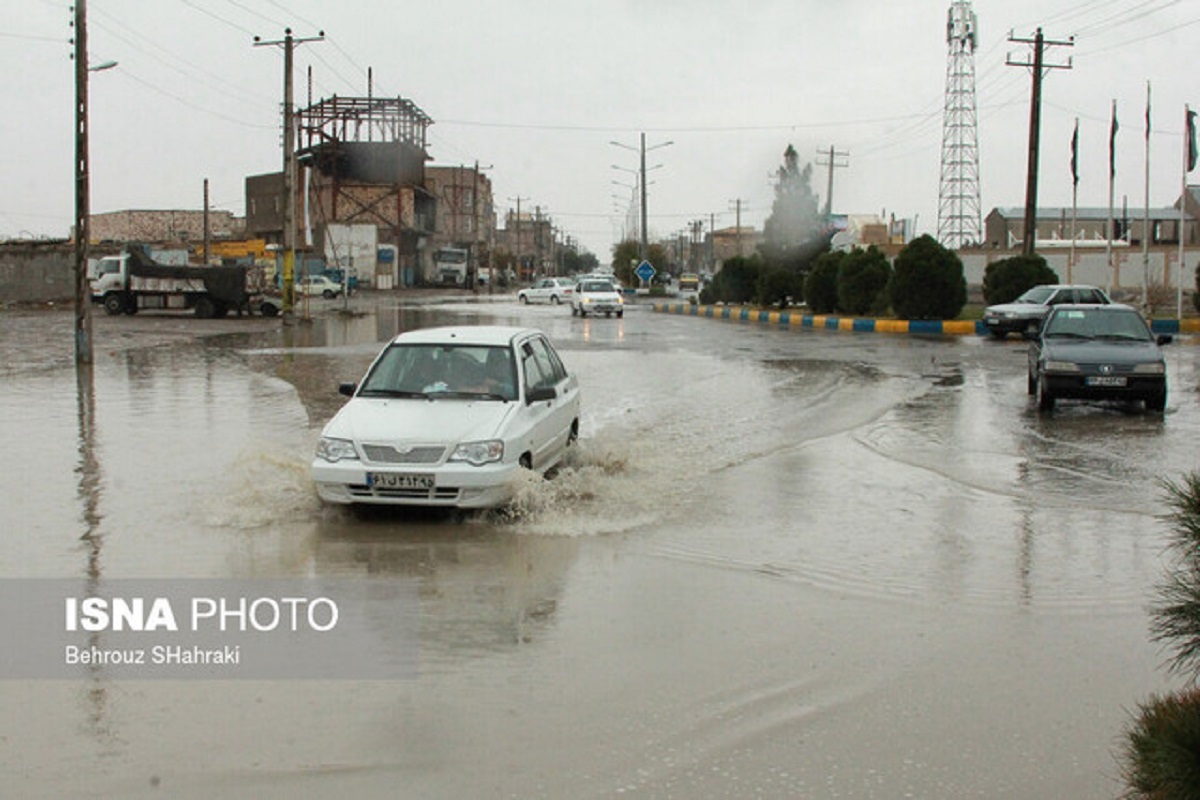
[1043,360,1081,373]
[316,437,359,463]
[450,440,504,466]
[1133,362,1166,374]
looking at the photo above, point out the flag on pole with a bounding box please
[1070,119,1079,187]
[1187,107,1198,173]
[1109,100,1119,178]
[1145,84,1151,140]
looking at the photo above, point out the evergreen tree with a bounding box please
[761,145,824,263]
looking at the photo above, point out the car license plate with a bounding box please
[1085,376,1127,387]
[366,472,434,490]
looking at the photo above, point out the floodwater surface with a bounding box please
[0,296,1196,798]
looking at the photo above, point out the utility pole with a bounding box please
[73,0,93,365]
[508,196,528,280]
[729,198,744,258]
[815,146,849,219]
[700,211,710,273]
[1006,27,1073,256]
[254,27,324,318]
[202,178,210,265]
[534,206,544,276]
[71,3,117,366]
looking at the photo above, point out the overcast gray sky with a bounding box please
[3,0,1198,257]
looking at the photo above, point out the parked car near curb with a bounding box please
[312,326,581,509]
[984,284,1110,339]
[1027,304,1170,412]
[518,277,575,305]
[296,275,343,299]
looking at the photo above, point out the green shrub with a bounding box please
[1122,688,1200,798]
[1120,474,1200,797]
[982,254,1060,304]
[889,235,967,320]
[806,251,842,313]
[757,266,804,308]
[711,255,762,304]
[837,246,892,316]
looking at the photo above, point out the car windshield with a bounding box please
[358,343,517,401]
[1016,286,1055,304]
[580,281,614,292]
[1042,308,1152,342]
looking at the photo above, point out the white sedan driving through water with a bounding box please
[312,326,581,509]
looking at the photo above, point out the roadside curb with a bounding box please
[651,302,1200,337]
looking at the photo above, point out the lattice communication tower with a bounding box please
[936,1,983,250]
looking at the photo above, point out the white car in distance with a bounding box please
[571,279,624,318]
[296,275,343,299]
[518,277,575,305]
[312,326,581,509]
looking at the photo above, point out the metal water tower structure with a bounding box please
[936,1,983,250]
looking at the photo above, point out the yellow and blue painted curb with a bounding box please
[651,302,1200,337]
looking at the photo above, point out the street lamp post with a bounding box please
[611,133,672,262]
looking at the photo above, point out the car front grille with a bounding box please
[361,444,446,465]
[347,484,461,502]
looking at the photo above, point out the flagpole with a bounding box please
[1143,81,1150,309]
[1180,104,1189,321]
[1107,99,1116,296]
[1071,117,1078,283]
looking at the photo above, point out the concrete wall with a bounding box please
[959,246,1199,296]
[0,244,75,304]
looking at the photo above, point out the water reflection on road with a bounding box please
[0,297,1196,798]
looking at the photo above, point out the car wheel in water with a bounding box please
[1036,376,1055,411]
[519,295,528,304]
[1027,370,1037,395]
[323,289,335,299]
[102,293,124,316]
[617,310,624,318]
[1146,390,1167,412]
[551,295,560,304]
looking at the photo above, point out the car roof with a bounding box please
[388,325,542,347]
[1048,302,1135,312]
[1029,284,1106,291]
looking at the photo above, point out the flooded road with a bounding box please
[1,294,1197,798]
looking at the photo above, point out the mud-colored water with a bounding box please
[1,297,1195,797]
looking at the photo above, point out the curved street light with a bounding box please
[610,134,673,260]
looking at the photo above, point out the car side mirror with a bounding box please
[1157,334,1173,346]
[526,386,556,404]
[338,382,357,397]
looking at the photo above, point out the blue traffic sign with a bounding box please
[635,260,656,282]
